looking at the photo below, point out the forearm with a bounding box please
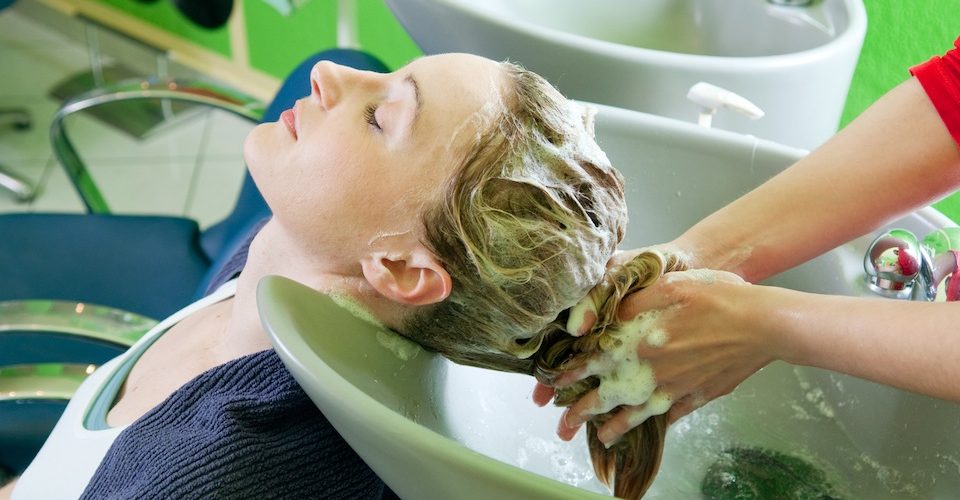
[766,287,960,402]
[674,78,960,282]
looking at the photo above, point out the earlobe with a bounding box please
[361,247,452,306]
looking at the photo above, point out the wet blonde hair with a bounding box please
[404,62,625,369]
[399,63,678,498]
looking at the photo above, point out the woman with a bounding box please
[4,53,666,499]
[545,37,960,449]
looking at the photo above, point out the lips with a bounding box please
[280,108,298,139]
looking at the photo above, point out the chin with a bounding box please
[243,124,280,183]
[245,137,279,210]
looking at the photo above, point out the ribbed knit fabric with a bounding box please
[79,349,384,499]
[911,36,960,146]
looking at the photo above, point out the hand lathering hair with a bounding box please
[535,250,687,498]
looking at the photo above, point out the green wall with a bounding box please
[94,0,960,220]
[242,0,420,77]
[95,0,421,73]
[95,0,232,56]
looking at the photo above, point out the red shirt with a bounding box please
[911,36,960,146]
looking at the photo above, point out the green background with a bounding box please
[92,0,960,220]
[94,0,232,56]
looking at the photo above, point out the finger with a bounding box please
[552,364,592,389]
[557,413,584,442]
[595,389,673,447]
[666,377,739,424]
[532,382,555,407]
[554,354,628,392]
[666,394,703,424]
[615,284,677,323]
[556,388,604,441]
[566,297,598,336]
[662,268,746,286]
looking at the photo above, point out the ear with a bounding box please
[360,244,453,306]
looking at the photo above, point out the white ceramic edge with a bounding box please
[587,100,811,159]
[433,0,867,69]
[917,205,957,228]
[258,276,609,500]
[589,103,959,230]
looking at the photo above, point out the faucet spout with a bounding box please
[864,229,922,300]
[864,228,960,301]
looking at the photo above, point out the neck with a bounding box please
[221,219,405,359]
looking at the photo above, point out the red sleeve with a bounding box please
[910,36,960,146]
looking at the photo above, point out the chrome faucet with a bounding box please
[864,228,960,301]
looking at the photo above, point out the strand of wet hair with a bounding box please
[533,250,687,499]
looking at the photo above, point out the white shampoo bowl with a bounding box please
[259,105,958,499]
[385,0,866,150]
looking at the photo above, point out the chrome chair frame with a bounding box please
[0,107,34,202]
[49,77,266,213]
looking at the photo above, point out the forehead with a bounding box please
[407,53,507,104]
[405,54,509,151]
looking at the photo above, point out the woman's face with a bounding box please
[244,53,507,266]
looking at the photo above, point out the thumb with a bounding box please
[566,296,598,336]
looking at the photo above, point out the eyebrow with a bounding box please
[405,74,422,131]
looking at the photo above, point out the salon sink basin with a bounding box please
[258,104,959,499]
[385,0,866,150]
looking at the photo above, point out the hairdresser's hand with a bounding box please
[536,270,780,446]
[532,244,701,406]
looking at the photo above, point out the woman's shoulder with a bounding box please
[81,349,386,499]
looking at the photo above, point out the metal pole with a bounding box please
[337,0,360,49]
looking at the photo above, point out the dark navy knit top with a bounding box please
[80,218,386,499]
[80,349,384,499]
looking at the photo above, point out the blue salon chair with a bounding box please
[0,48,388,477]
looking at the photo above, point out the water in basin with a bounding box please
[260,105,957,499]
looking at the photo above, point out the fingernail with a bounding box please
[566,301,596,336]
[557,415,575,440]
[563,410,585,430]
[561,410,576,429]
[578,310,596,336]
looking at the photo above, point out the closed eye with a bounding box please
[363,104,381,131]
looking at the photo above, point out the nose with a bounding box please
[310,61,375,110]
